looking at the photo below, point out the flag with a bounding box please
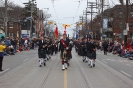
[64,25,67,34]
[54,26,58,38]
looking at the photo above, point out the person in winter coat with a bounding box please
[0,42,6,71]
[102,40,108,55]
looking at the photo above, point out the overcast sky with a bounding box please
[10,0,120,37]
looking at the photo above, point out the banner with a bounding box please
[103,18,108,30]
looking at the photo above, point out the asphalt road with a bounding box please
[96,50,133,80]
[0,49,38,76]
[0,48,133,88]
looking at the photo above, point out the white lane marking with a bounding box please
[23,59,29,62]
[126,64,133,66]
[102,60,107,63]
[121,70,132,77]
[110,60,115,61]
[0,68,10,75]
[130,62,133,64]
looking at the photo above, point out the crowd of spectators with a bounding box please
[0,36,38,56]
[99,40,133,60]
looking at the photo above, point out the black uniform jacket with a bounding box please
[59,38,70,52]
[86,41,96,52]
[38,40,47,50]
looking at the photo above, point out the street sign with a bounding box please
[89,32,93,35]
[126,23,129,31]
[48,21,53,24]
[123,30,127,35]
[62,24,70,27]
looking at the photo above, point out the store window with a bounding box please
[130,12,133,18]
[119,12,123,17]
[130,33,133,38]
[119,22,123,29]
[130,22,133,28]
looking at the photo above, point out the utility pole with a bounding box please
[24,0,37,38]
[79,16,86,37]
[30,0,34,38]
[83,10,89,38]
[124,0,129,49]
[87,2,97,38]
[5,0,8,38]
[79,16,83,30]
[99,0,108,40]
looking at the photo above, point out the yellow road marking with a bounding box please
[64,70,67,88]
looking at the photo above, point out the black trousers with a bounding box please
[0,57,3,70]
[104,48,108,55]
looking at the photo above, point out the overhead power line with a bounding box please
[50,0,63,29]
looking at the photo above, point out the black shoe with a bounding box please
[44,63,46,66]
[49,57,51,59]
[90,66,92,68]
[88,64,90,66]
[83,59,85,62]
[93,64,95,67]
[0,69,4,71]
[62,69,65,71]
[67,63,69,66]
[39,65,42,67]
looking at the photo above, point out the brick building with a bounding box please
[0,7,23,39]
[8,21,21,38]
[90,5,133,41]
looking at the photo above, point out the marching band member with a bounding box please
[54,39,59,54]
[86,38,96,68]
[81,38,87,62]
[67,39,73,63]
[59,34,70,70]
[38,37,47,67]
[46,38,51,60]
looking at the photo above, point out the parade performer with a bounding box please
[38,37,47,67]
[67,39,73,64]
[59,34,70,70]
[54,39,59,54]
[86,38,96,68]
[46,38,52,60]
[81,38,87,62]
[102,40,108,55]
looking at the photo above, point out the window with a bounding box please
[9,33,13,37]
[119,12,123,17]
[119,22,123,29]
[8,22,13,28]
[108,21,112,28]
[119,33,122,38]
[130,12,133,18]
[130,33,133,38]
[130,22,133,28]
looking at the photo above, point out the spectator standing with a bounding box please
[102,40,108,55]
[0,42,6,71]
